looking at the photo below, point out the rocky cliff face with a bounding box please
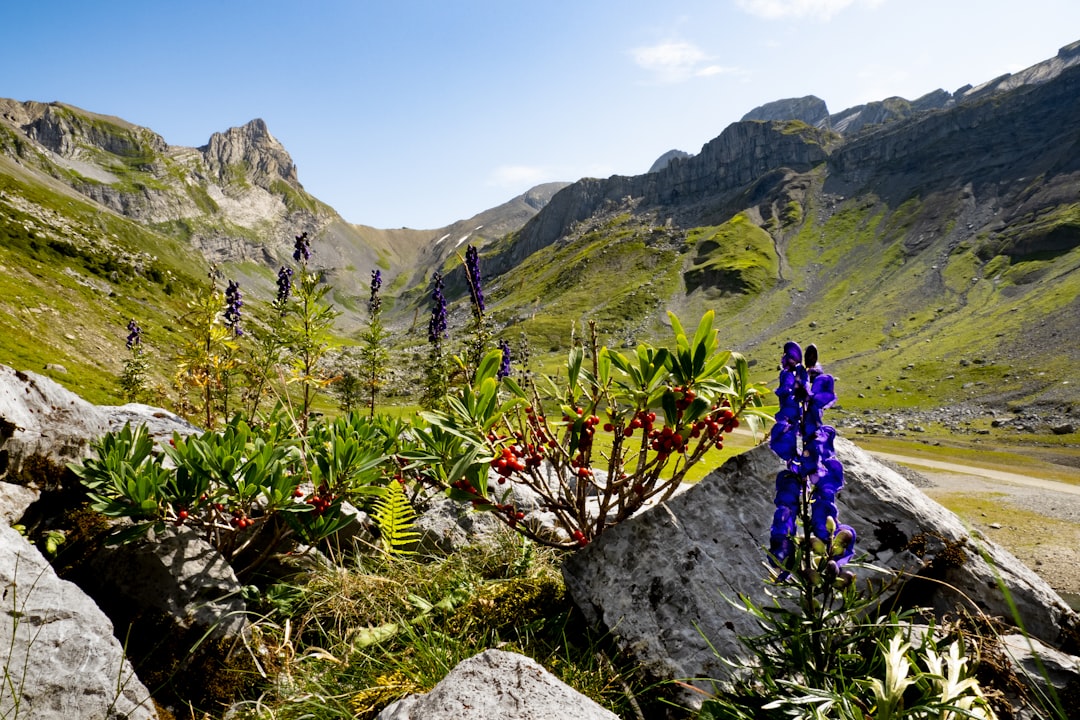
[490,119,833,276]
[490,42,1080,279]
[742,95,830,127]
[200,118,299,188]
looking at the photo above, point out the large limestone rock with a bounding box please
[562,438,1080,697]
[0,364,198,519]
[0,522,158,718]
[376,649,620,720]
[82,526,247,642]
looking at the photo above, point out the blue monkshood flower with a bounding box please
[768,341,855,573]
[276,266,293,309]
[369,269,382,316]
[782,340,802,371]
[428,272,448,345]
[293,232,312,263]
[769,470,802,565]
[464,245,485,316]
[224,280,243,336]
[497,339,512,380]
[126,319,142,350]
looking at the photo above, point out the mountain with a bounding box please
[648,150,692,174]
[461,40,1080,415]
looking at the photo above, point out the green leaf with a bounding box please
[502,376,528,399]
[661,392,678,427]
[691,310,716,351]
[667,311,687,342]
[597,347,612,385]
[475,348,503,385]
[567,345,584,393]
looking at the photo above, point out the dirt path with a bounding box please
[871,451,1080,497]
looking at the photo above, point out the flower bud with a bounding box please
[831,527,854,556]
[835,570,856,589]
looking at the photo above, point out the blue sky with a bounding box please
[4,1,1080,229]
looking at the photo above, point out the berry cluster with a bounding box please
[304,490,334,517]
[230,508,255,529]
[449,478,486,506]
[619,409,656,436]
[494,502,527,528]
[487,427,545,484]
[649,425,687,457]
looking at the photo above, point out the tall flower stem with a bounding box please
[283,233,338,435]
[361,269,388,417]
[461,245,489,379]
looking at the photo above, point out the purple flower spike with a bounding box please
[126,319,142,349]
[369,269,382,316]
[276,266,293,309]
[293,232,312,263]
[464,245,485,316]
[224,280,243,336]
[497,339,512,380]
[428,272,448,345]
[767,341,856,576]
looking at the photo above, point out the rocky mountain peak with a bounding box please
[742,95,830,128]
[200,118,299,189]
[648,149,692,174]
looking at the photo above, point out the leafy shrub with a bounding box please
[403,311,773,547]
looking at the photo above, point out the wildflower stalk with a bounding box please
[360,269,389,417]
[289,261,337,435]
[462,245,490,379]
[422,272,449,410]
[173,272,237,428]
[765,341,858,681]
[118,319,149,402]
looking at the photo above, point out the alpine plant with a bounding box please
[768,341,856,585]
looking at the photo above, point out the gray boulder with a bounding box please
[84,526,247,641]
[1000,633,1080,718]
[376,648,620,720]
[414,493,505,555]
[562,438,1080,699]
[0,522,158,718]
[0,364,198,518]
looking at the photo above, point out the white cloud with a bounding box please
[632,41,737,83]
[736,0,884,21]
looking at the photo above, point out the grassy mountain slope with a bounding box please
[464,168,1079,416]
[0,152,207,403]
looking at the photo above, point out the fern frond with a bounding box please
[372,481,420,555]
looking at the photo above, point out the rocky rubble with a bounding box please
[834,404,1078,440]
